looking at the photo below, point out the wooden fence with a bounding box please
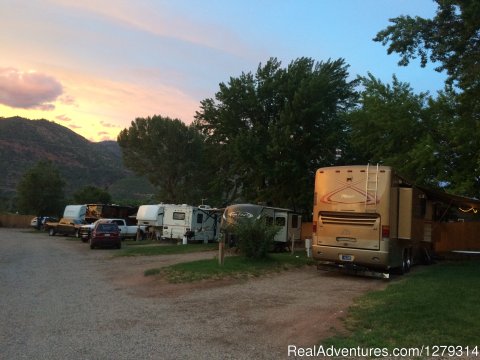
[432,222,480,252]
[0,214,34,228]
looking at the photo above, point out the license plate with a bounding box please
[340,254,353,261]
[104,234,110,237]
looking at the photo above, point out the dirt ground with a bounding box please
[98,249,388,350]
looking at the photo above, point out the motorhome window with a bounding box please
[173,212,186,220]
[197,214,203,223]
[291,215,298,228]
[275,217,286,227]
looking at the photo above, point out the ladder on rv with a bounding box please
[365,163,379,212]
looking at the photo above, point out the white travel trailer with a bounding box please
[311,165,434,276]
[136,203,221,242]
[160,204,222,243]
[221,203,302,251]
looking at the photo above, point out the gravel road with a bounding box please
[0,228,385,359]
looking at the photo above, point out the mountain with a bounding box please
[0,116,153,204]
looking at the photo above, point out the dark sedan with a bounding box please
[89,222,121,249]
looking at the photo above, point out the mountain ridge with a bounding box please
[0,116,152,205]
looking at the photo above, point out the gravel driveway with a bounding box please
[0,228,385,359]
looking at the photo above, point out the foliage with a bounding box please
[374,1,479,94]
[229,217,280,259]
[73,185,111,204]
[374,0,480,195]
[323,261,480,349]
[16,161,65,216]
[347,74,440,185]
[117,115,209,204]
[194,57,358,212]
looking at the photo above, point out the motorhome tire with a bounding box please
[421,247,432,265]
[395,251,409,275]
[405,250,411,272]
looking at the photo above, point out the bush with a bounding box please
[231,217,279,259]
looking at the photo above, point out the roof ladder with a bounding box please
[365,163,379,212]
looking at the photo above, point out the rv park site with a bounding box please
[1,212,479,359]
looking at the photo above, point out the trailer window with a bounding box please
[196,213,203,224]
[173,212,185,220]
[266,216,274,226]
[275,217,286,227]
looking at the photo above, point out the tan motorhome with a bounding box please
[312,165,433,276]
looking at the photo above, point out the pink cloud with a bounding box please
[0,67,63,110]
[68,124,81,129]
[100,120,117,128]
[59,94,76,106]
[56,114,71,122]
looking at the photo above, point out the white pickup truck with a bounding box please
[79,219,143,242]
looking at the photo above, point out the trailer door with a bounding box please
[274,212,288,243]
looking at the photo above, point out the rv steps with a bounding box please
[365,163,379,212]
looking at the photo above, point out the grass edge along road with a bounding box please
[145,252,315,283]
[322,260,480,350]
[115,242,217,256]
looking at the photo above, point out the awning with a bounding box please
[416,185,480,210]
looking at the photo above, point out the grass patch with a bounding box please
[146,252,315,282]
[115,243,217,257]
[323,261,480,349]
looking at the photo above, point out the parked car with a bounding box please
[45,218,85,237]
[80,218,143,242]
[89,221,121,249]
[30,216,58,229]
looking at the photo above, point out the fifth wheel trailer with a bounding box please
[311,165,433,276]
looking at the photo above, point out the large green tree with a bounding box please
[117,115,207,204]
[73,186,112,204]
[374,0,480,196]
[16,161,65,216]
[347,74,452,187]
[194,57,358,212]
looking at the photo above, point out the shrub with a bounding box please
[231,217,279,259]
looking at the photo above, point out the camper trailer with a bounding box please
[136,204,165,239]
[160,204,221,243]
[221,203,302,251]
[312,165,433,276]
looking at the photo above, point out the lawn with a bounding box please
[115,243,217,256]
[145,252,315,282]
[323,260,480,349]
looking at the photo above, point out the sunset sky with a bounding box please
[1,0,446,142]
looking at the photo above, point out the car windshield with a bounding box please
[97,224,118,232]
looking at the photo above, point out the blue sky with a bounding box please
[0,0,445,141]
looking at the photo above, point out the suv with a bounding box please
[89,221,121,249]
